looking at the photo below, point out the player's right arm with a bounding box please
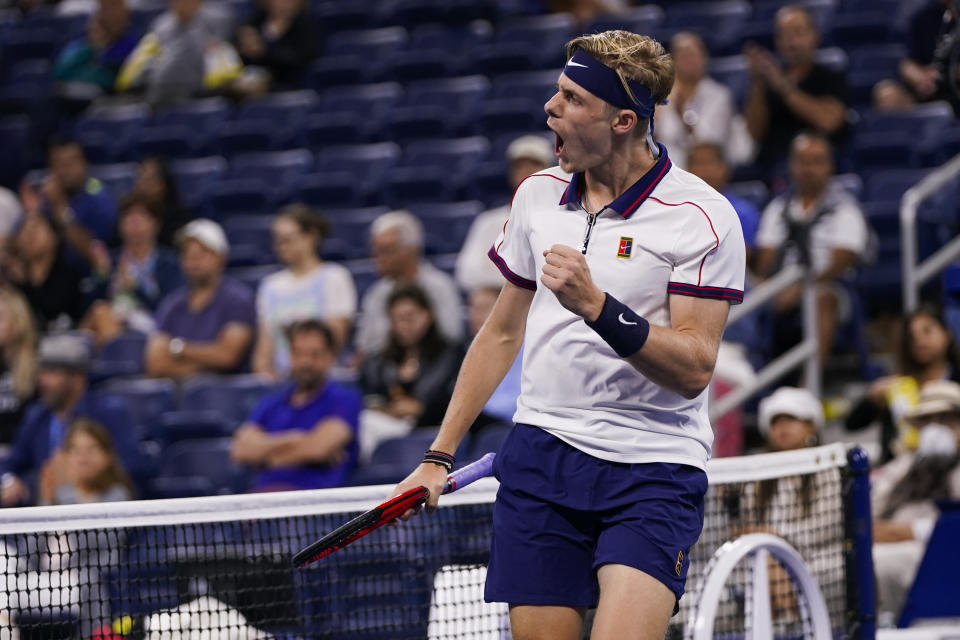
[392,281,533,513]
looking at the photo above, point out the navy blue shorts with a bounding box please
[484,424,708,611]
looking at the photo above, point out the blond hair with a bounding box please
[0,286,37,399]
[566,31,674,134]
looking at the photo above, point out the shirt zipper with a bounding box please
[578,210,598,255]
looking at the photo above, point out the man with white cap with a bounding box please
[455,134,555,293]
[870,380,960,623]
[145,219,256,378]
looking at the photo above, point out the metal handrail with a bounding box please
[710,263,820,422]
[901,152,960,312]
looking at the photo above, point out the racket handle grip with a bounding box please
[442,452,495,494]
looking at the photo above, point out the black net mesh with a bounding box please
[0,459,850,640]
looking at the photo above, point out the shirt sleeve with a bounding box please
[828,200,869,256]
[247,391,277,426]
[323,264,357,319]
[488,180,537,291]
[755,198,787,250]
[327,386,362,435]
[154,292,178,334]
[224,282,257,328]
[667,199,746,304]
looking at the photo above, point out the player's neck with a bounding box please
[583,142,657,206]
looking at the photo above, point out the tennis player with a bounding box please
[394,30,745,640]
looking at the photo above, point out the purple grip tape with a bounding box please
[441,452,495,494]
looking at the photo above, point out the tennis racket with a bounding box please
[292,452,496,567]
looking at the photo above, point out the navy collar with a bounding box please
[559,143,672,219]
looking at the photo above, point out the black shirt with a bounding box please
[757,63,849,168]
[15,253,90,330]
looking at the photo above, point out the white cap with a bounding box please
[758,387,824,436]
[177,218,229,257]
[506,135,554,167]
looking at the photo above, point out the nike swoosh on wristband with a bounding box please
[618,313,637,326]
[566,60,589,68]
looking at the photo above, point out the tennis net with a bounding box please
[0,442,872,640]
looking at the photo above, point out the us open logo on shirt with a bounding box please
[617,236,633,259]
[675,550,684,576]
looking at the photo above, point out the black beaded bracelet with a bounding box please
[423,449,455,471]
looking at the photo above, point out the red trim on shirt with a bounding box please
[648,196,720,286]
[511,172,570,208]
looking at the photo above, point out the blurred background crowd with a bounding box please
[0,0,959,623]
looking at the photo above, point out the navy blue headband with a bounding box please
[562,49,659,119]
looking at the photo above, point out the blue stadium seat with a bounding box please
[170,155,228,213]
[306,55,371,89]
[103,377,177,439]
[584,5,664,35]
[214,149,313,215]
[857,199,902,309]
[0,116,30,185]
[370,429,471,467]
[226,264,282,292]
[215,118,278,156]
[491,14,575,70]
[815,46,849,72]
[726,180,769,210]
[375,48,453,83]
[490,70,559,105]
[0,27,59,67]
[95,330,147,372]
[224,215,275,260]
[409,201,483,254]
[864,168,933,203]
[310,2,373,33]
[382,105,449,143]
[210,176,271,217]
[377,0,450,28]
[475,97,546,137]
[153,97,232,141]
[469,422,512,460]
[403,136,490,173]
[661,0,751,55]
[73,104,150,163]
[405,21,493,58]
[181,374,280,426]
[316,82,404,122]
[847,44,904,106]
[466,158,511,206]
[344,462,408,486]
[385,165,455,204]
[147,475,216,499]
[858,102,954,137]
[944,264,960,341]
[304,111,373,148]
[298,172,369,208]
[323,207,386,261]
[829,9,890,48]
[342,258,379,296]
[88,162,137,199]
[709,55,750,106]
[315,142,401,184]
[233,89,318,149]
[324,26,409,61]
[852,130,915,171]
[133,124,201,159]
[150,410,232,443]
[157,438,243,494]
[404,74,490,116]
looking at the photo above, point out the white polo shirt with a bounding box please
[488,146,745,470]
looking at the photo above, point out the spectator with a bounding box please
[145,219,255,378]
[871,380,960,624]
[53,0,139,99]
[82,194,182,345]
[900,0,955,106]
[655,32,744,170]
[0,187,24,255]
[754,132,869,368]
[131,157,192,247]
[252,204,356,380]
[359,285,462,457]
[41,418,135,505]
[686,141,760,261]
[354,211,464,356]
[467,285,521,434]
[847,305,960,463]
[455,135,554,293]
[20,139,117,262]
[234,0,314,93]
[231,320,361,491]
[0,333,140,507]
[117,0,236,106]
[744,5,848,175]
[5,213,90,331]
[0,287,37,444]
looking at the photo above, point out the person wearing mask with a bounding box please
[744,5,849,176]
[655,32,741,170]
[252,204,356,379]
[20,139,117,263]
[83,194,182,345]
[754,132,868,368]
[234,0,314,92]
[145,219,256,378]
[847,305,960,463]
[231,320,361,491]
[5,213,90,331]
[41,418,135,505]
[0,287,37,444]
[455,135,554,293]
[53,0,139,98]
[354,211,463,357]
[0,333,139,507]
[871,380,960,624]
[131,157,192,247]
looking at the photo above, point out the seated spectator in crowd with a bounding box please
[234,0,314,93]
[253,204,356,379]
[1,334,139,507]
[20,138,117,263]
[145,219,255,378]
[132,157,192,247]
[5,213,90,331]
[117,0,236,106]
[655,32,745,170]
[53,0,139,99]
[900,0,955,107]
[231,320,361,491]
[686,142,760,262]
[871,380,960,624]
[361,285,461,428]
[41,418,135,505]
[847,305,960,463]
[466,285,521,434]
[354,211,463,356]
[744,5,848,176]
[455,135,554,293]
[83,195,182,345]
[0,287,37,444]
[754,132,868,368]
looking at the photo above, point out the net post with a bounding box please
[843,446,876,640]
